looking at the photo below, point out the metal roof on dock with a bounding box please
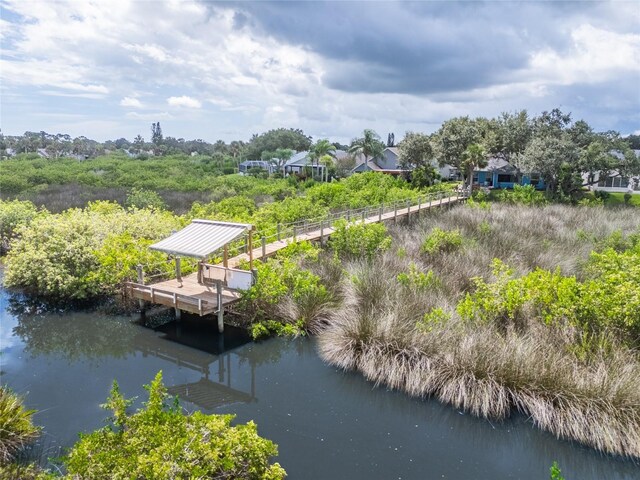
[150,219,253,259]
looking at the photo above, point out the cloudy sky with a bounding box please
[1,1,639,144]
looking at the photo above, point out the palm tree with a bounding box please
[348,129,385,170]
[461,143,487,194]
[311,139,336,181]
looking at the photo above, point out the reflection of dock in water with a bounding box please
[134,326,256,410]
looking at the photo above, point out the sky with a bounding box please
[1,0,639,144]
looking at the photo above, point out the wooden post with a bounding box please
[277,223,282,241]
[136,264,145,285]
[303,220,307,235]
[394,203,398,224]
[320,222,324,244]
[429,195,432,208]
[136,264,145,312]
[418,195,422,212]
[406,199,411,221]
[243,236,248,253]
[248,230,254,270]
[198,298,203,316]
[361,209,366,223]
[175,256,182,283]
[261,236,266,261]
[379,204,383,222]
[346,210,351,223]
[293,225,297,242]
[217,281,224,333]
[223,244,229,268]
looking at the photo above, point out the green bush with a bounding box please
[0,386,40,464]
[3,203,181,299]
[62,372,286,479]
[125,187,166,210]
[0,200,40,253]
[397,263,440,290]
[329,220,391,260]
[421,227,463,255]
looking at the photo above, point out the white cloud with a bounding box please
[120,96,143,108]
[529,24,640,85]
[167,96,202,109]
[0,1,637,141]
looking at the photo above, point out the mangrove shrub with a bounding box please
[63,372,286,479]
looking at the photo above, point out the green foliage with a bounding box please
[416,308,451,333]
[250,319,305,340]
[245,127,312,159]
[0,386,41,464]
[421,227,463,255]
[550,462,565,480]
[3,203,181,299]
[0,200,40,253]
[125,187,166,210]
[241,248,325,318]
[329,220,391,260]
[501,184,547,206]
[457,248,640,349]
[457,260,580,328]
[0,463,56,479]
[397,263,441,290]
[62,372,286,479]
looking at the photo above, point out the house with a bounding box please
[351,147,408,176]
[351,147,455,179]
[284,150,337,177]
[585,150,640,195]
[239,160,274,174]
[474,157,545,190]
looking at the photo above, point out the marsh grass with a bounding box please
[0,386,40,464]
[317,204,640,459]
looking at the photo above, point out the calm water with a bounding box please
[0,287,638,479]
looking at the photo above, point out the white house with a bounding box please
[585,150,640,195]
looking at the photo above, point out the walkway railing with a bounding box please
[131,189,462,280]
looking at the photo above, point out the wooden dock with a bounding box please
[127,192,463,323]
[127,275,242,316]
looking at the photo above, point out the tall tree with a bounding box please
[348,129,385,169]
[432,117,482,191]
[397,132,433,170]
[151,122,163,146]
[245,128,312,159]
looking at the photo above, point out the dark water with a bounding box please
[0,289,638,479]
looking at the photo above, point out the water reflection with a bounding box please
[1,289,638,480]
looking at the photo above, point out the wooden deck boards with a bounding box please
[128,195,462,316]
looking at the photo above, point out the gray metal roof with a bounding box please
[150,219,252,259]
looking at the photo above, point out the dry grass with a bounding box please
[316,203,640,459]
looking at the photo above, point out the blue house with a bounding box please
[474,157,545,190]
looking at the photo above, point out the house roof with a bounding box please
[385,147,399,157]
[284,151,310,167]
[476,157,518,173]
[240,160,270,168]
[150,219,252,259]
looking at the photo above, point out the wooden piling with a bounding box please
[217,281,224,333]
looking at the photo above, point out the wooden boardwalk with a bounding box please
[127,194,462,319]
[225,194,461,267]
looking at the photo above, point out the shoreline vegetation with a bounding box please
[316,204,640,459]
[1,171,640,464]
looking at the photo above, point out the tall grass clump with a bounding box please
[0,386,40,464]
[318,203,640,459]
